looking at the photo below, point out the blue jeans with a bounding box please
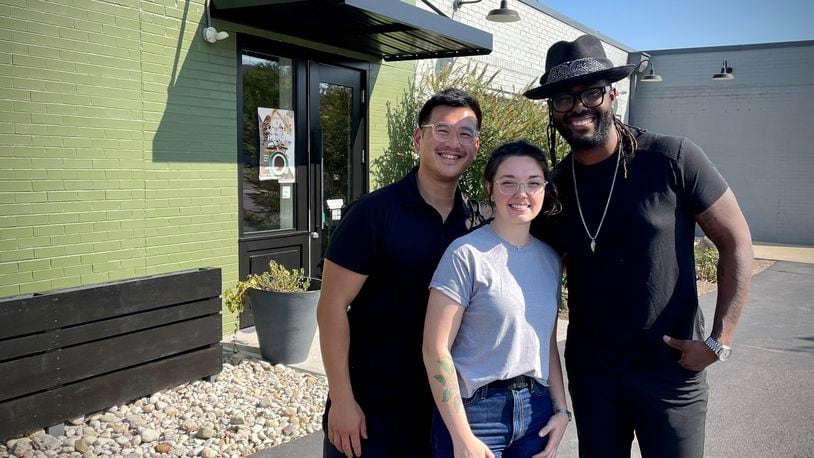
[432,376,553,458]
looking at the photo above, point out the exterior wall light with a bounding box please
[713,59,734,80]
[638,58,663,82]
[453,0,520,22]
[202,26,229,44]
[203,0,229,44]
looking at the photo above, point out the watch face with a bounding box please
[719,347,732,361]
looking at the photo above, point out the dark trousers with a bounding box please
[567,362,708,458]
[322,397,432,458]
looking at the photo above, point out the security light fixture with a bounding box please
[713,59,734,80]
[202,0,230,44]
[202,27,229,43]
[453,0,520,22]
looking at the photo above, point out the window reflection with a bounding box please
[319,82,352,257]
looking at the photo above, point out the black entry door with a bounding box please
[237,54,364,327]
[307,63,365,277]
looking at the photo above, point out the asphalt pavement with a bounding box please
[251,260,814,457]
[699,261,814,457]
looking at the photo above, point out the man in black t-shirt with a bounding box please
[317,88,484,458]
[525,35,753,457]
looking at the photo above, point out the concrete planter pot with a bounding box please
[246,279,321,365]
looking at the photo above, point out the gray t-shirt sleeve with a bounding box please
[429,241,472,307]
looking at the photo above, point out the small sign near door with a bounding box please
[258,107,295,183]
[327,199,344,221]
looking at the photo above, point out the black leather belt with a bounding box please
[488,375,535,390]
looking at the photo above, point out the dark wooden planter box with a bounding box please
[0,268,223,440]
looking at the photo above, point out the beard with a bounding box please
[553,108,615,150]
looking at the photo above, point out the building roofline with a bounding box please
[643,39,814,55]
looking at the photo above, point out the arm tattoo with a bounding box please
[434,357,463,413]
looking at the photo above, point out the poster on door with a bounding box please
[258,107,295,183]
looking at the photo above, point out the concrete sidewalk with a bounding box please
[242,244,814,457]
[752,241,814,265]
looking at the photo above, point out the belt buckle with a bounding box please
[509,375,530,390]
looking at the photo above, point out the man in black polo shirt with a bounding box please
[317,88,484,458]
[525,35,753,457]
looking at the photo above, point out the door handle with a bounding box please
[311,128,323,162]
[310,231,320,239]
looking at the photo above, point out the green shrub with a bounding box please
[695,244,720,282]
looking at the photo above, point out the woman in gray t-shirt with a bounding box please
[423,140,570,457]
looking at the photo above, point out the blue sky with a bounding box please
[537,0,814,50]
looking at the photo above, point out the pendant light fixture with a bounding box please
[638,58,663,82]
[486,0,520,22]
[712,59,734,80]
[452,0,521,22]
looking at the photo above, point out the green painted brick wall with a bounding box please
[0,0,239,331]
[368,59,415,190]
[0,0,420,333]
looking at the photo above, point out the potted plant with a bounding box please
[224,260,321,364]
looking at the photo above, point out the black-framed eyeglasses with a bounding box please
[550,85,611,113]
[420,122,479,145]
[495,179,548,196]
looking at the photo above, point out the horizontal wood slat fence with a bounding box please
[0,268,223,440]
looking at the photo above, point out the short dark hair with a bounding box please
[417,88,482,129]
[483,140,561,216]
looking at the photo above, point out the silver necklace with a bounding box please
[571,142,621,253]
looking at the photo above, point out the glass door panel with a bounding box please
[309,64,364,277]
[240,53,296,233]
[319,81,353,258]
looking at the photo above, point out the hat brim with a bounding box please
[523,65,636,100]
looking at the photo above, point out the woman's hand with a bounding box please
[453,434,495,458]
[532,411,570,458]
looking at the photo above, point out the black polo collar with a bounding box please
[399,166,472,221]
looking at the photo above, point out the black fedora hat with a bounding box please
[524,34,635,100]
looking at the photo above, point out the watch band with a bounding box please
[704,336,723,354]
[553,407,572,421]
[704,336,732,361]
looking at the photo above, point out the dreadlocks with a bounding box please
[613,116,645,179]
[546,112,559,169]
[547,112,645,179]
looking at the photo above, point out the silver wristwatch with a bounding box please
[704,336,732,361]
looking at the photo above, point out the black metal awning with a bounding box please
[210,0,493,61]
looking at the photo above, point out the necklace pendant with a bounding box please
[572,145,621,258]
